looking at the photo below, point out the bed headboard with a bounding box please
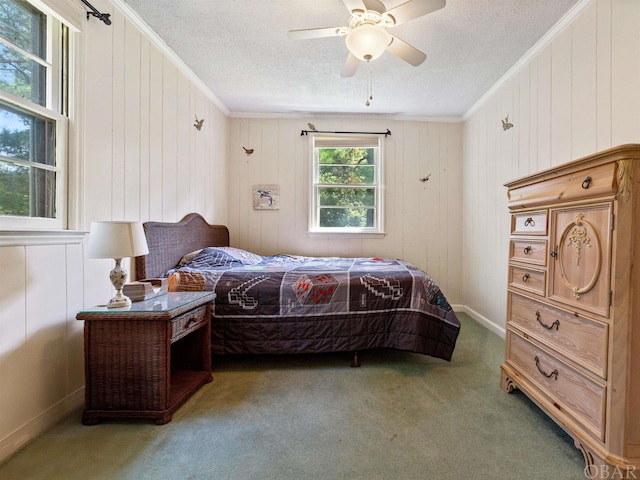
[135,213,230,279]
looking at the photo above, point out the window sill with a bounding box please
[307,231,386,239]
[0,230,88,247]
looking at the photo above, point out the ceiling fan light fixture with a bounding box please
[345,23,390,62]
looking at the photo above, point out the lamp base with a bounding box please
[107,293,132,309]
[107,258,131,308]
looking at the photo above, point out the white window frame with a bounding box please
[308,134,385,237]
[0,0,70,231]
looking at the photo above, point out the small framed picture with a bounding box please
[253,184,280,210]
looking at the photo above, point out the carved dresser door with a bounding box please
[548,203,613,318]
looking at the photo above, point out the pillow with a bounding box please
[223,247,263,265]
[180,246,263,270]
[177,249,203,267]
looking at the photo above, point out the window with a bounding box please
[0,0,68,229]
[309,135,384,235]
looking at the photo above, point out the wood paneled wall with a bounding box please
[4,0,637,465]
[227,117,463,305]
[462,0,640,335]
[0,0,228,462]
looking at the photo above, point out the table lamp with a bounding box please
[88,221,149,308]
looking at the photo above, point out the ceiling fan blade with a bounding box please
[342,0,367,14]
[386,35,427,66]
[288,27,345,40]
[386,0,446,26]
[341,53,360,77]
[363,0,386,12]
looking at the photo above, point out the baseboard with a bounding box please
[455,305,506,339]
[0,388,84,464]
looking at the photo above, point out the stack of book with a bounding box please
[123,278,168,302]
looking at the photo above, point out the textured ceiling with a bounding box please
[122,0,581,118]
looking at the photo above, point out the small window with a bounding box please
[309,135,384,235]
[0,0,69,229]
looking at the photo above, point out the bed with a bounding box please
[135,213,460,363]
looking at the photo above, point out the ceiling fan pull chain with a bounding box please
[365,70,373,106]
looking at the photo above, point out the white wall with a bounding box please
[227,117,463,305]
[462,0,640,335]
[0,0,228,463]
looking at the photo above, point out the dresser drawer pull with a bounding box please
[523,245,532,255]
[522,273,530,283]
[534,356,558,380]
[535,311,560,330]
[581,176,592,189]
[524,217,535,227]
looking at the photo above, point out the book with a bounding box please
[123,278,168,302]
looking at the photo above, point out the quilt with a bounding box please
[167,247,460,361]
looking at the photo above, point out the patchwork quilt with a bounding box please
[167,247,460,361]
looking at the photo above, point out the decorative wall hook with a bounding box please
[194,116,204,131]
[80,0,111,25]
[419,174,431,183]
[243,147,254,155]
[502,115,514,131]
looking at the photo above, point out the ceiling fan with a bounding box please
[288,0,446,77]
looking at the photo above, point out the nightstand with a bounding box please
[76,291,214,425]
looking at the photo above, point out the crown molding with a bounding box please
[111,0,229,116]
[228,111,462,123]
[462,0,594,121]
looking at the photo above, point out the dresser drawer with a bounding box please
[507,162,617,209]
[511,211,548,235]
[506,331,606,441]
[171,305,208,342]
[509,266,546,296]
[509,239,547,266]
[508,293,608,378]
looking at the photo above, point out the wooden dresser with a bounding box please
[501,145,640,479]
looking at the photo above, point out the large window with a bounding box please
[0,0,68,229]
[309,135,384,235]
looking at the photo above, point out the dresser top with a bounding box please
[504,144,640,189]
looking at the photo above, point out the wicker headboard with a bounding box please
[135,213,230,279]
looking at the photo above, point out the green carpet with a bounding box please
[0,314,586,479]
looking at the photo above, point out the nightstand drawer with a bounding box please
[171,305,208,342]
[508,293,608,378]
[506,331,606,441]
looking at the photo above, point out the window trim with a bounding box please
[0,91,69,231]
[308,133,385,236]
[0,0,73,231]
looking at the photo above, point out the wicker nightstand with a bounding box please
[76,291,214,425]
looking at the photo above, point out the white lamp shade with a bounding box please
[346,24,391,62]
[88,221,149,259]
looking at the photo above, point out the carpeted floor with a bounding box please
[0,313,587,480]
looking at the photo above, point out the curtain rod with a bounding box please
[80,0,111,25]
[300,129,391,137]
